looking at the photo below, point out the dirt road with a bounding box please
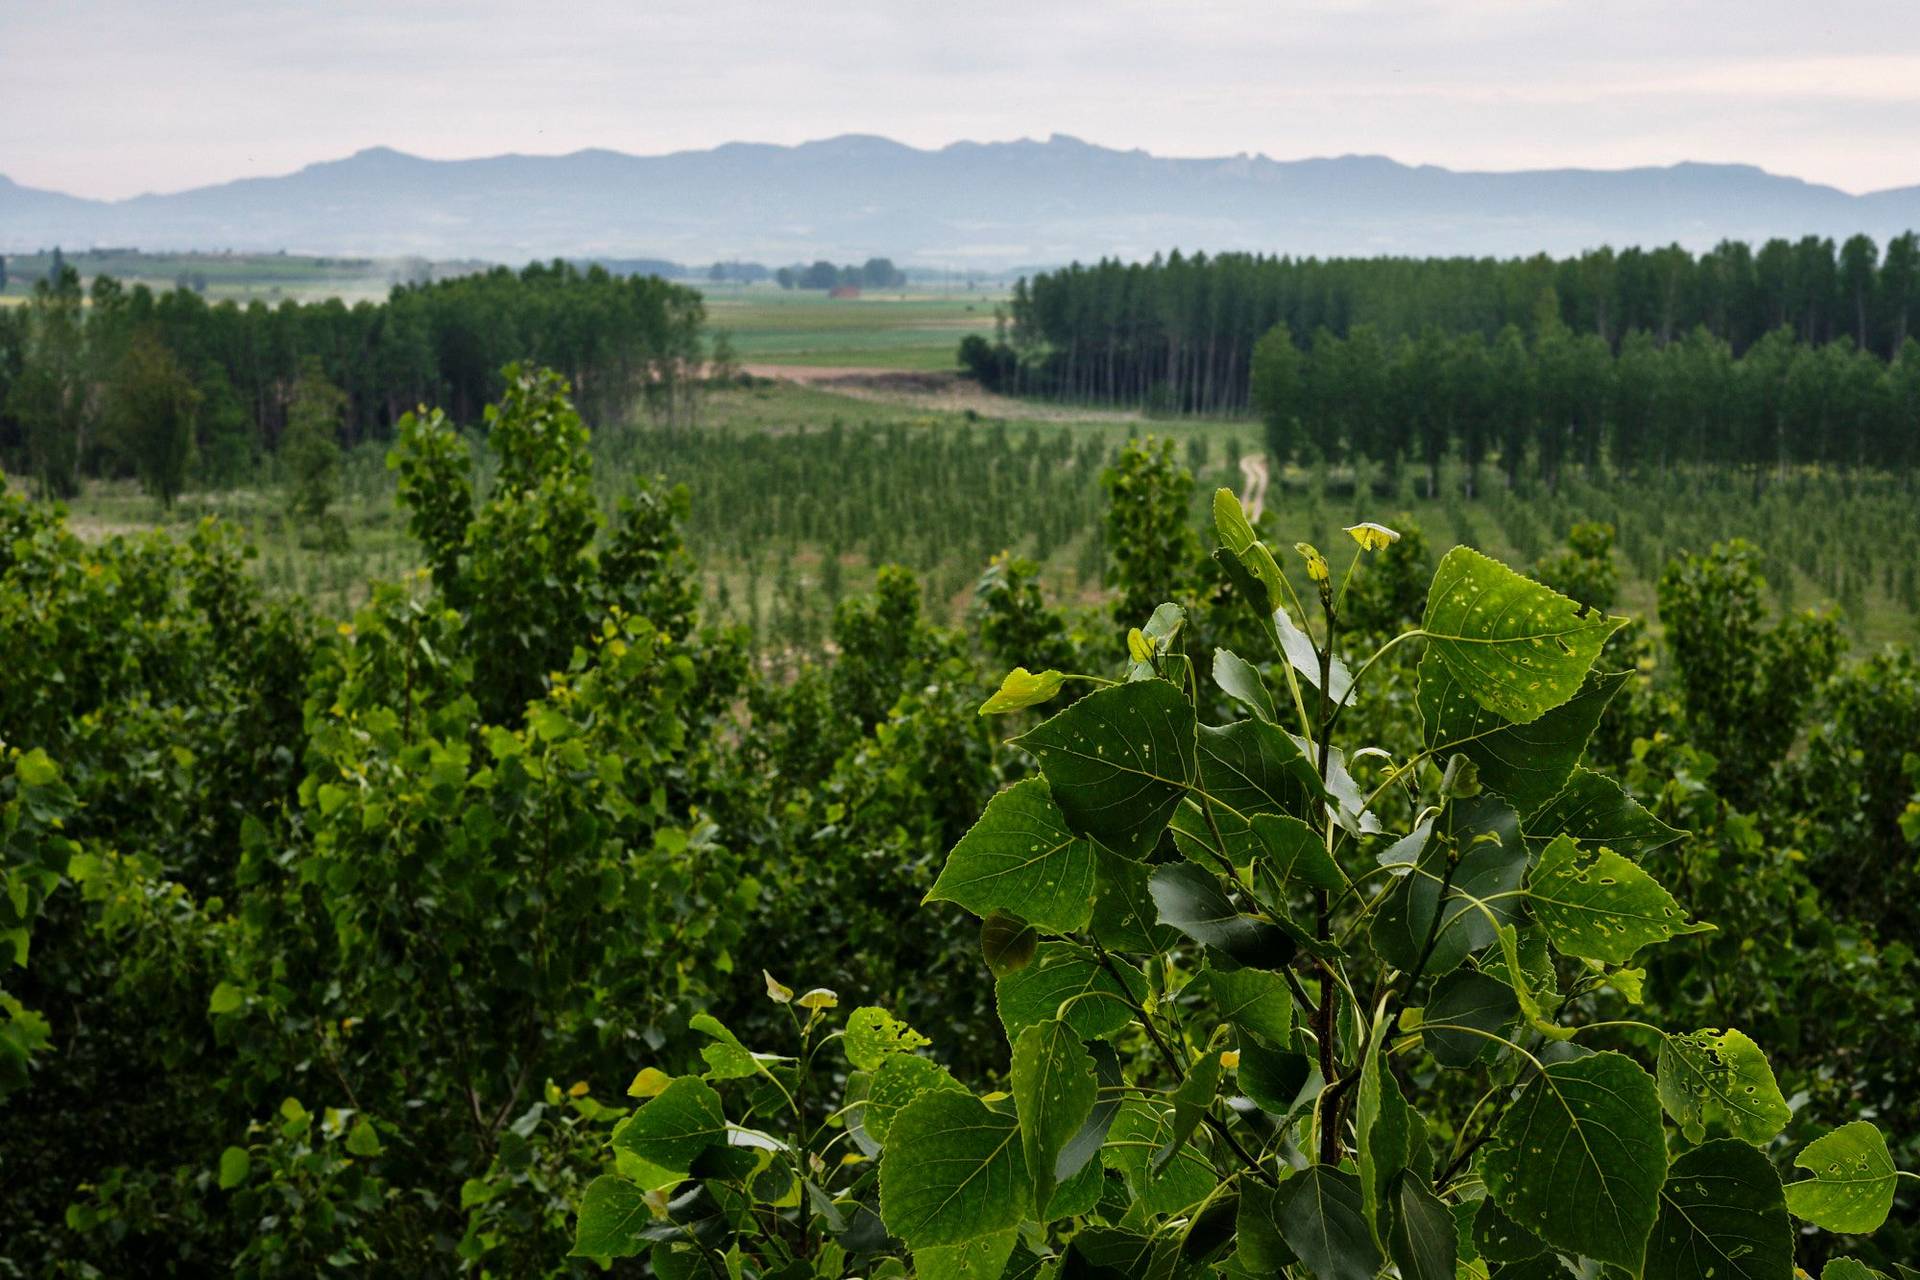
[1238,451,1271,521]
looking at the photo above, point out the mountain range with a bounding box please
[4,134,1919,268]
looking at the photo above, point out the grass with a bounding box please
[0,249,474,304]
[701,285,1000,371]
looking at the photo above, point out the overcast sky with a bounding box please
[4,0,1918,200]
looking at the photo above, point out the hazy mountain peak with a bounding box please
[2,134,1915,266]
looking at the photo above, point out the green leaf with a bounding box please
[980,668,1067,715]
[1823,1263,1895,1280]
[1207,966,1294,1042]
[1529,835,1712,965]
[1088,842,1178,952]
[879,1090,1028,1248]
[1054,1040,1122,1188]
[1213,649,1276,723]
[1010,1020,1096,1214]
[610,1077,727,1179]
[1525,767,1685,858]
[1252,813,1345,893]
[1471,1197,1547,1262]
[928,778,1098,933]
[1275,605,1354,707]
[843,1007,931,1073]
[996,942,1146,1042]
[1643,1139,1792,1280]
[1355,1003,1413,1247]
[864,1053,965,1146]
[1656,1028,1790,1144]
[1273,1166,1383,1280]
[688,1012,783,1080]
[1481,1051,1667,1269]
[207,982,244,1016]
[980,911,1039,978]
[1422,546,1621,724]
[217,1145,251,1190]
[1104,1099,1217,1216]
[1149,862,1296,969]
[1784,1121,1896,1235]
[1011,680,1196,858]
[1372,798,1528,977]
[914,1230,1019,1280]
[1236,1034,1314,1116]
[345,1117,383,1157]
[1387,1171,1457,1280]
[1419,654,1627,815]
[1154,1049,1220,1174]
[570,1175,651,1258]
[1236,1178,1300,1271]
[1422,970,1519,1067]
[1173,719,1324,866]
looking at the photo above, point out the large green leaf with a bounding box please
[1823,1263,1895,1280]
[1418,654,1627,814]
[570,1175,651,1258]
[1529,835,1711,965]
[1643,1139,1792,1280]
[879,1090,1029,1247]
[1088,843,1179,952]
[1104,1099,1218,1216]
[1054,1041,1122,1187]
[1173,719,1323,865]
[1373,799,1529,977]
[1235,1034,1315,1116]
[1207,966,1294,1042]
[1422,970,1519,1067]
[610,1077,726,1179]
[1525,767,1685,858]
[1010,1020,1096,1213]
[1011,680,1195,858]
[1422,546,1620,724]
[843,1006,930,1073]
[996,942,1147,1042]
[1149,861,1296,969]
[1481,1051,1667,1269]
[864,1053,965,1146]
[1236,1179,1300,1271]
[1388,1171,1457,1280]
[1273,1166,1382,1280]
[1784,1121,1897,1234]
[914,1230,1019,1280]
[1251,812,1346,893]
[928,779,1098,933]
[1656,1028,1790,1144]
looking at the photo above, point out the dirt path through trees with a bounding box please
[1238,451,1270,521]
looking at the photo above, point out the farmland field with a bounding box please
[701,284,1001,370]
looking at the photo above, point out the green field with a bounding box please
[701,285,1000,370]
[0,247,473,303]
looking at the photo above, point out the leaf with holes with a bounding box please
[1422,546,1620,724]
[1419,653,1627,815]
[1657,1028,1790,1145]
[1481,1051,1667,1269]
[1011,680,1196,858]
[928,779,1098,933]
[1529,835,1712,965]
[1526,767,1685,858]
[1785,1121,1896,1235]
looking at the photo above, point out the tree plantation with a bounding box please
[0,338,1917,1275]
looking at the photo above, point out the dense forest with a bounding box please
[2,350,1917,1272]
[0,260,711,499]
[963,233,1920,424]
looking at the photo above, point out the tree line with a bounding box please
[0,258,710,501]
[774,257,906,290]
[1251,318,1920,492]
[963,234,1920,417]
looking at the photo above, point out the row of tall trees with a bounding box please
[774,257,906,290]
[0,259,709,498]
[975,234,1920,413]
[1253,319,1920,490]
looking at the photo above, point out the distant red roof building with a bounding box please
[829,285,862,299]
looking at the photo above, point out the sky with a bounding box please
[3,0,1919,200]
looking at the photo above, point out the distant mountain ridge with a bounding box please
[3,134,1918,268]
